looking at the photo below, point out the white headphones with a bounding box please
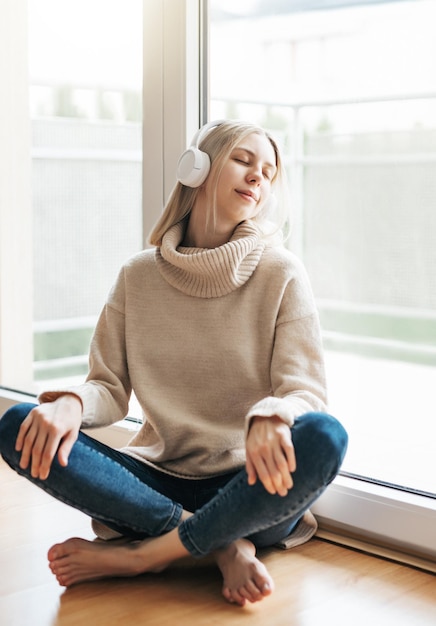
[177,120,226,188]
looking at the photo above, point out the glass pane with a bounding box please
[28,0,143,392]
[210,0,436,496]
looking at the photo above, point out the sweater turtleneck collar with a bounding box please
[155,219,265,298]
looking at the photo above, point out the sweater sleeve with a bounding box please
[38,267,131,429]
[244,257,327,434]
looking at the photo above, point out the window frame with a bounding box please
[1,0,435,569]
[142,0,205,240]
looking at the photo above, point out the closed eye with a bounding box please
[232,148,276,178]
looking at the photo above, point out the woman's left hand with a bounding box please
[246,415,296,496]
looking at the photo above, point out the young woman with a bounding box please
[0,120,347,607]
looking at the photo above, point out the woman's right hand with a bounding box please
[15,394,82,481]
[246,415,296,496]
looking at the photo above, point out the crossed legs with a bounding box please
[0,404,347,606]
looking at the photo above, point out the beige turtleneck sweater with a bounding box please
[39,220,327,479]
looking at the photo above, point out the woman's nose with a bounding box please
[246,164,262,183]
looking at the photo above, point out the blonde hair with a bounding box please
[148,120,290,247]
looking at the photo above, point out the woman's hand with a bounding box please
[15,394,82,481]
[246,415,296,497]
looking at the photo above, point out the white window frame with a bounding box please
[1,0,435,570]
[142,0,204,239]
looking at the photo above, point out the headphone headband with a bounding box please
[176,120,226,188]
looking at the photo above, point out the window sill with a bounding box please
[312,474,436,570]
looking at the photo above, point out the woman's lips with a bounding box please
[236,189,258,202]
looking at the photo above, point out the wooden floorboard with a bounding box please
[0,458,435,626]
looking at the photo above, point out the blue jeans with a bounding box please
[0,403,347,557]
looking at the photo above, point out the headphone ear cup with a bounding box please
[177,147,211,188]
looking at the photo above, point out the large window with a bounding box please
[209,0,436,498]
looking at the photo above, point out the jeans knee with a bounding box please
[306,411,348,458]
[0,402,36,456]
[292,412,348,484]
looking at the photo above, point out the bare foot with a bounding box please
[48,527,190,587]
[214,539,274,606]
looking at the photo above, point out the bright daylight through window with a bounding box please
[210,0,436,497]
[28,0,143,395]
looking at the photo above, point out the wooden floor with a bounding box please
[0,458,435,626]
